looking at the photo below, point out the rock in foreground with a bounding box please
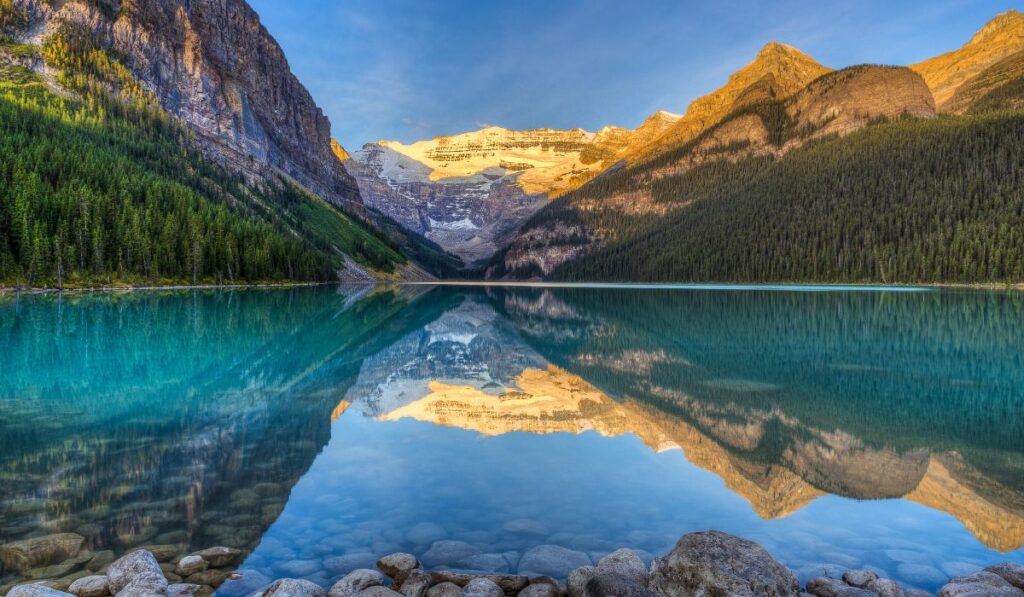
[649,531,800,597]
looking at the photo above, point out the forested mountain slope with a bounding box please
[487,11,1024,285]
[0,0,416,287]
[549,110,1024,283]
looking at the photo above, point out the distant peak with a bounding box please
[330,138,351,161]
[654,110,682,120]
[968,9,1024,46]
[754,41,817,64]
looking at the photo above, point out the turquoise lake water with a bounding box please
[0,285,1022,594]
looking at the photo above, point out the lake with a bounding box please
[1,284,1022,595]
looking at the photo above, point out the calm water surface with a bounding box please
[1,285,1022,594]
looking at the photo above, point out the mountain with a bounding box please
[11,0,362,207]
[0,0,418,286]
[487,12,1024,284]
[488,62,939,280]
[623,42,832,161]
[342,117,684,265]
[912,9,1024,111]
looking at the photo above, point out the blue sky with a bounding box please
[247,0,1021,149]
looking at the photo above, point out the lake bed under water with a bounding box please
[1,284,1022,594]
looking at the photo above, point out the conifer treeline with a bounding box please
[549,111,1024,284]
[0,19,404,288]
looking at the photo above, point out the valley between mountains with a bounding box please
[1,1,1024,287]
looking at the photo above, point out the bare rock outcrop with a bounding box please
[8,0,361,209]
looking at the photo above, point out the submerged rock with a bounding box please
[1,534,86,574]
[649,531,799,597]
[518,546,591,579]
[175,556,208,577]
[191,547,242,569]
[841,571,878,589]
[422,541,482,568]
[7,586,75,597]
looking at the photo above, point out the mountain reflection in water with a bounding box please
[0,285,1021,594]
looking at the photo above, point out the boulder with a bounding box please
[987,564,1024,591]
[357,588,402,597]
[649,531,799,597]
[67,576,111,597]
[842,571,878,589]
[464,578,504,597]
[864,578,905,597]
[329,569,386,597]
[422,541,483,568]
[806,577,875,597]
[376,554,420,587]
[567,567,596,597]
[191,547,242,569]
[518,546,591,579]
[585,573,656,597]
[263,579,329,597]
[166,584,202,597]
[398,570,432,597]
[938,571,1024,597]
[175,556,208,577]
[428,571,530,596]
[106,550,168,595]
[7,586,75,597]
[595,550,648,587]
[519,585,559,597]
[426,583,463,597]
[2,534,86,574]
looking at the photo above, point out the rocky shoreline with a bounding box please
[2,531,1021,597]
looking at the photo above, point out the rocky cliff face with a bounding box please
[785,65,935,138]
[625,42,832,161]
[912,10,1024,111]
[9,0,361,208]
[342,142,549,266]
[344,116,683,265]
